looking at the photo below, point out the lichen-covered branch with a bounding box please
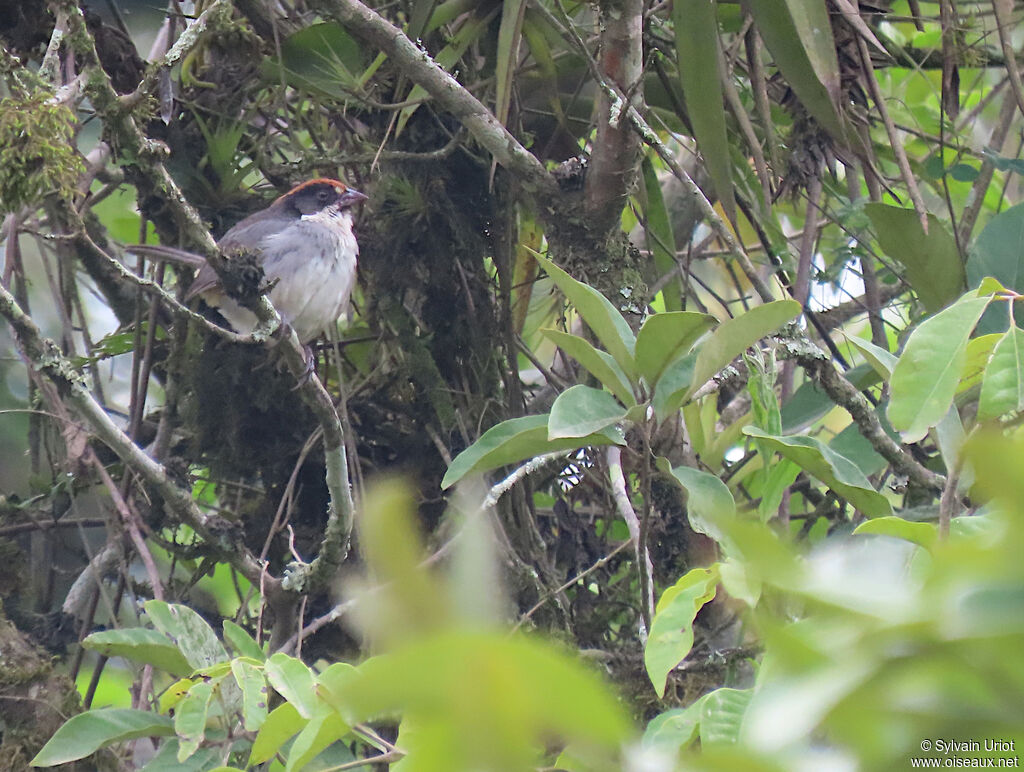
[780,337,946,493]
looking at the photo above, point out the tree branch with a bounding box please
[309,0,557,199]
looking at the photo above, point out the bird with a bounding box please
[131,178,367,345]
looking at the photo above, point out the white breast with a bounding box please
[211,210,358,343]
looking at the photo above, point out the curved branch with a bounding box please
[310,0,557,199]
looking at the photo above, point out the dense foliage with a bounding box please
[1,0,1023,769]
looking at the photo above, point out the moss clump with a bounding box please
[0,92,83,212]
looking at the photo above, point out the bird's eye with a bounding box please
[317,189,332,204]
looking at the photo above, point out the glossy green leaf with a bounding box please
[673,0,735,221]
[657,458,736,547]
[231,659,269,732]
[747,0,847,142]
[844,334,899,380]
[530,249,637,376]
[853,516,937,549]
[249,702,305,766]
[223,620,265,661]
[687,300,802,400]
[285,704,349,772]
[265,653,317,719]
[979,325,1024,420]
[960,333,1004,394]
[548,385,630,440]
[640,158,682,311]
[31,709,174,766]
[645,565,720,698]
[888,292,991,442]
[542,329,636,406]
[866,204,965,313]
[82,628,192,678]
[636,311,717,387]
[174,680,214,762]
[144,601,227,672]
[652,351,697,422]
[743,427,892,517]
[441,414,624,489]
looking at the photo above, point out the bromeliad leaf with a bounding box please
[529,249,637,376]
[543,328,636,406]
[549,385,631,440]
[673,0,735,222]
[636,311,717,388]
[888,291,992,442]
[645,565,720,698]
[442,414,624,489]
[743,427,892,518]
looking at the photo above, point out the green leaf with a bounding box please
[322,631,632,757]
[271,23,366,100]
[865,204,965,313]
[30,709,174,766]
[652,351,697,422]
[144,601,227,672]
[747,0,848,143]
[265,653,318,719]
[249,703,305,766]
[645,566,721,698]
[285,705,349,772]
[979,324,1024,420]
[494,0,527,128]
[174,680,214,762]
[138,740,221,771]
[529,249,637,376]
[640,158,682,311]
[548,385,630,440]
[742,427,892,517]
[641,698,708,754]
[82,628,193,678]
[968,201,1024,333]
[687,301,802,400]
[441,414,624,489]
[888,292,992,442]
[673,0,735,221]
[231,659,269,732]
[542,329,636,406]
[223,620,265,661]
[843,334,899,380]
[636,311,717,387]
[657,458,736,547]
[700,687,752,745]
[853,516,937,549]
